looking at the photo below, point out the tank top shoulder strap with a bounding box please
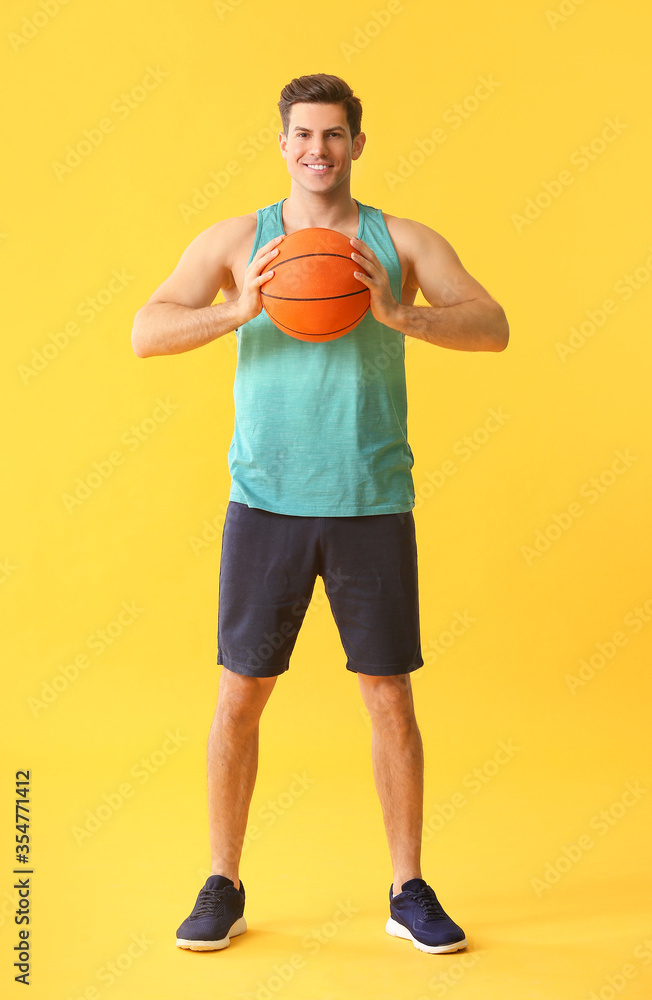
[246,200,284,266]
[356,201,402,302]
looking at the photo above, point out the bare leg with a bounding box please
[207,667,278,888]
[357,673,424,896]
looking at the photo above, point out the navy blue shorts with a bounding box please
[216,501,424,678]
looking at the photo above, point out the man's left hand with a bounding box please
[350,237,400,328]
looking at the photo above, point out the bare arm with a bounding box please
[351,219,509,352]
[131,219,284,358]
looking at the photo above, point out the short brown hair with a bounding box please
[278,74,363,140]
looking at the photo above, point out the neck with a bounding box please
[282,183,358,233]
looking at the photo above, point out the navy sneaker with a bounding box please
[176,874,247,951]
[386,877,467,954]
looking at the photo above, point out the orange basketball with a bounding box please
[261,227,370,342]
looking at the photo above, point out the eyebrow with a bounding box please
[292,125,346,132]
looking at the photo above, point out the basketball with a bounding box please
[260,227,370,342]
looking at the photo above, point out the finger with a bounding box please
[351,251,378,273]
[259,246,282,270]
[357,249,380,267]
[249,247,280,276]
[350,237,376,259]
[256,235,285,257]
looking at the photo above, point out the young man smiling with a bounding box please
[131,73,508,955]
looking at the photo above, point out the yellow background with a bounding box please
[2,0,651,997]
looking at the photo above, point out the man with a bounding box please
[131,73,508,956]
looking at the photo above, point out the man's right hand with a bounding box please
[235,234,285,327]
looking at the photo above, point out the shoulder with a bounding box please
[179,211,258,258]
[186,211,259,286]
[201,210,259,248]
[382,212,460,291]
[382,212,454,256]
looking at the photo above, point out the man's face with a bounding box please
[279,102,365,191]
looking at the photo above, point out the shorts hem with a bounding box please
[218,655,289,678]
[346,659,424,676]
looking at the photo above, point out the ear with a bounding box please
[279,131,288,160]
[351,132,366,161]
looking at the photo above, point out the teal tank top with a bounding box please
[227,197,416,516]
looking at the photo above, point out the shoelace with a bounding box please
[193,888,228,919]
[409,886,448,921]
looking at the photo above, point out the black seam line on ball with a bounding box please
[272,252,353,267]
[264,304,370,337]
[261,288,368,302]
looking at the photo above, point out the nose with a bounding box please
[309,136,328,158]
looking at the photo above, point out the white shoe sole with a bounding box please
[176,916,247,951]
[386,916,467,954]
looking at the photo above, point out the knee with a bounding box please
[360,675,416,729]
[216,671,276,729]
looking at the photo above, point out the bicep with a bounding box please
[407,222,497,309]
[143,222,232,310]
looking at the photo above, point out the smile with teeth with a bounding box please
[304,163,331,170]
